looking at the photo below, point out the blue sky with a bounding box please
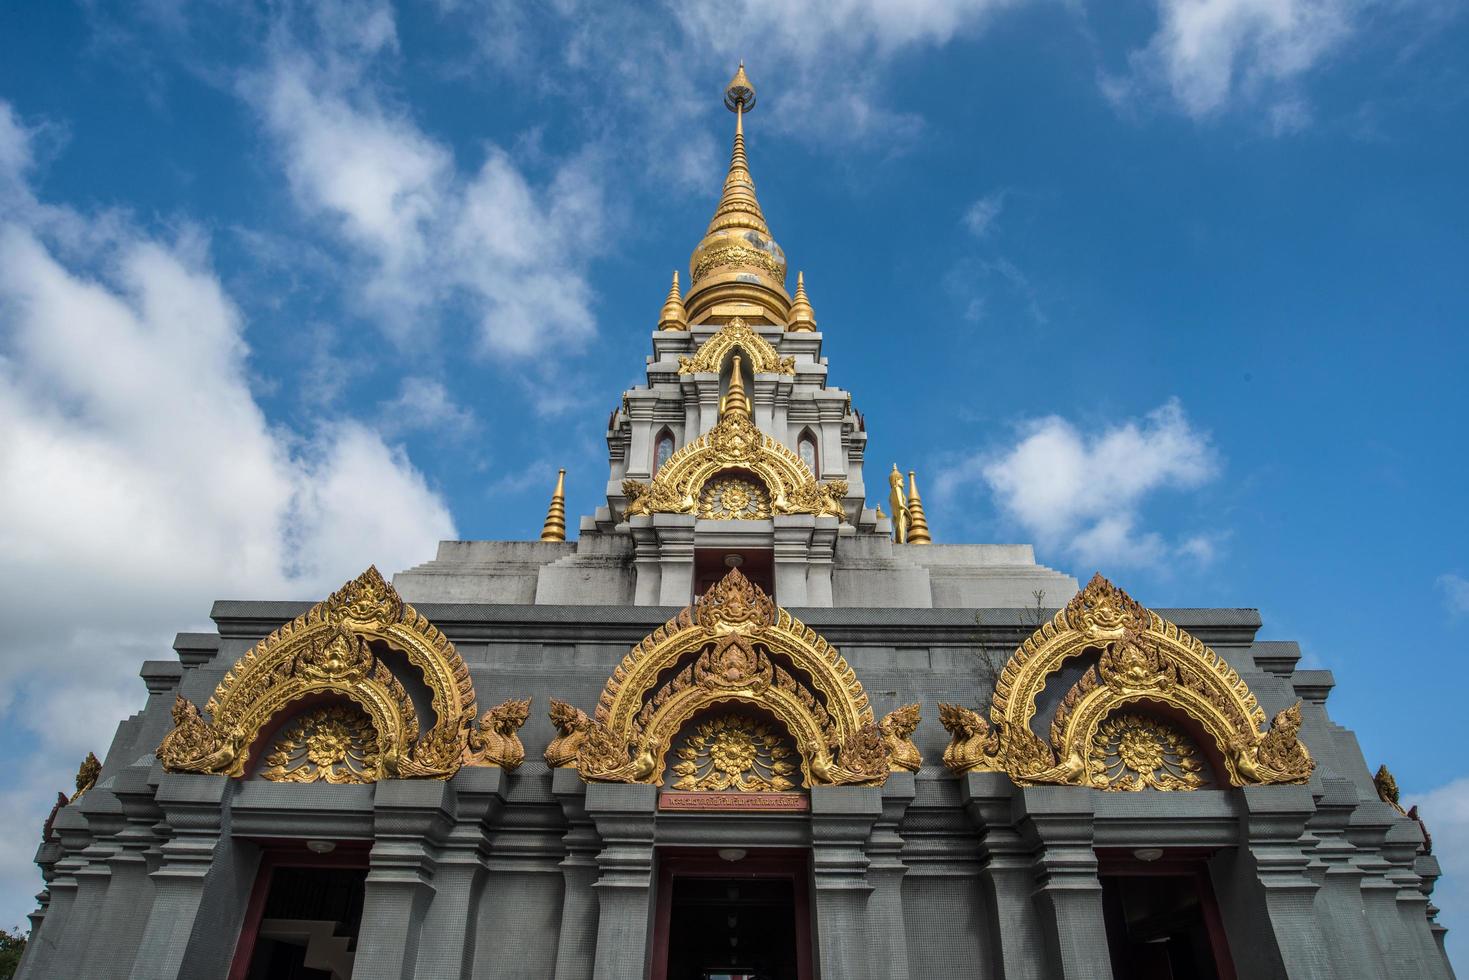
[1,0,1466,961]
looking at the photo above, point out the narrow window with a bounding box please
[654,429,675,475]
[798,431,818,478]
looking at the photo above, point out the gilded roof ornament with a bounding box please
[625,356,845,522]
[550,568,894,788]
[156,566,528,780]
[787,271,817,332]
[906,470,932,544]
[685,63,791,326]
[657,270,688,331]
[678,316,795,376]
[939,573,1315,789]
[70,752,101,802]
[540,468,567,542]
[888,464,909,543]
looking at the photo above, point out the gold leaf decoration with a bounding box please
[670,715,798,793]
[1086,713,1207,791]
[677,317,794,376]
[262,704,380,784]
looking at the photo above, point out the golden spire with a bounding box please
[787,271,817,332]
[685,63,790,326]
[720,355,753,419]
[888,464,909,544]
[657,270,688,331]
[540,469,567,542]
[906,471,932,544]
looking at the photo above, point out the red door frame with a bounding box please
[1096,849,1238,980]
[650,848,814,980]
[225,839,372,980]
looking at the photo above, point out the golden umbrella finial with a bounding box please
[906,471,932,544]
[540,469,567,542]
[720,355,753,419]
[657,270,688,331]
[788,271,817,332]
[725,61,756,112]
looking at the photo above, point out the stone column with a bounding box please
[19,810,91,980]
[587,782,658,980]
[810,786,881,980]
[864,773,916,980]
[411,768,506,979]
[805,519,839,608]
[1211,785,1330,979]
[630,518,662,606]
[46,798,123,979]
[128,774,239,980]
[553,770,601,980]
[653,514,696,606]
[1380,817,1449,979]
[772,515,815,606]
[1304,786,1392,980]
[80,764,166,979]
[354,780,453,980]
[1015,786,1113,980]
[963,772,1049,980]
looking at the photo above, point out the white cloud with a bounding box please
[939,399,1220,568]
[244,10,604,357]
[1413,775,1469,969]
[0,100,455,928]
[1109,0,1363,119]
[378,376,479,438]
[964,191,1006,237]
[1438,573,1469,616]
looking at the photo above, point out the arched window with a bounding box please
[798,430,819,477]
[654,429,675,475]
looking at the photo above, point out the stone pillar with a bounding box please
[1015,786,1112,980]
[80,765,166,979]
[653,514,696,606]
[865,773,916,980]
[1304,786,1392,980]
[127,774,238,980]
[46,798,123,979]
[963,772,1049,980]
[810,786,881,980]
[1381,817,1449,979]
[630,518,662,606]
[773,515,815,606]
[553,770,601,980]
[806,519,839,608]
[411,769,506,978]
[586,782,658,980]
[1211,785,1330,979]
[693,374,721,437]
[354,779,453,980]
[19,810,91,980]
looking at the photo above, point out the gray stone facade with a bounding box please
[18,594,1455,979]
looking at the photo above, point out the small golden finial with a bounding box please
[540,469,567,542]
[788,271,817,332]
[658,270,688,331]
[725,61,756,113]
[906,471,932,544]
[720,355,753,419]
[888,464,909,544]
[875,503,886,520]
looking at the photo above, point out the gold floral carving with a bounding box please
[70,752,101,802]
[553,568,889,787]
[262,704,379,784]
[691,246,787,290]
[880,703,924,773]
[678,317,795,376]
[699,477,772,519]
[622,394,845,523]
[1087,713,1207,791]
[671,714,798,792]
[155,566,526,781]
[939,573,1314,790]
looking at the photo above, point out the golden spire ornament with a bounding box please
[787,271,817,332]
[888,464,909,544]
[540,469,567,542]
[720,355,753,419]
[657,270,688,331]
[906,471,932,544]
[684,62,791,326]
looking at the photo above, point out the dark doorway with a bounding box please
[1099,859,1235,980]
[229,846,369,980]
[653,851,812,980]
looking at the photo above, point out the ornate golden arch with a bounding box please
[622,385,846,522]
[678,317,794,376]
[547,569,919,788]
[939,574,1313,790]
[157,567,528,781]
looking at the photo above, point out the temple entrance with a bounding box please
[652,850,813,980]
[1099,853,1236,980]
[229,845,369,980]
